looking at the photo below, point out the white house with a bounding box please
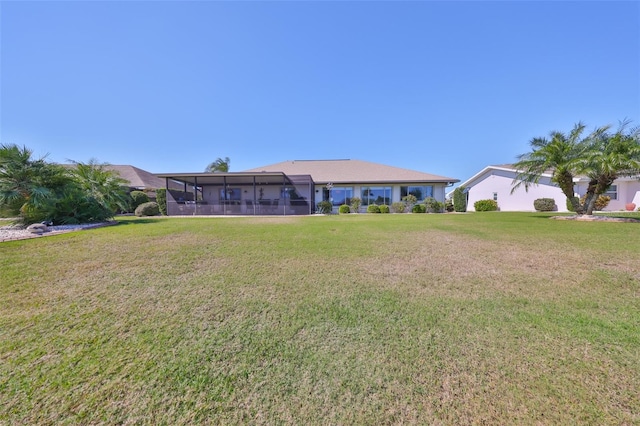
[458,164,640,212]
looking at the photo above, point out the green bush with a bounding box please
[412,204,426,213]
[424,197,444,213]
[379,204,390,214]
[566,197,579,212]
[533,198,556,212]
[156,188,167,215]
[391,202,406,213]
[135,201,160,217]
[474,199,498,212]
[316,201,333,214]
[339,204,350,214]
[445,199,454,212]
[129,190,149,211]
[349,197,362,213]
[453,186,467,212]
[367,204,381,213]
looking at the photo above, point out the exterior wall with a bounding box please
[575,179,640,211]
[314,182,452,213]
[467,170,569,212]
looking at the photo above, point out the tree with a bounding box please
[0,144,67,220]
[512,121,640,215]
[579,120,640,214]
[512,122,592,214]
[205,157,230,173]
[452,186,467,212]
[68,159,129,215]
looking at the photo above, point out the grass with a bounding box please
[1,212,639,425]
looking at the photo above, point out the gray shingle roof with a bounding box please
[243,159,458,184]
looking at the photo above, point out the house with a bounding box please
[156,159,459,216]
[102,165,169,191]
[459,164,640,212]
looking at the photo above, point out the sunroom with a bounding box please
[156,172,314,216]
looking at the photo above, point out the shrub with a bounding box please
[424,197,444,213]
[445,199,454,212]
[474,199,498,212]
[391,202,406,213]
[453,186,467,212]
[367,204,381,213]
[533,198,556,212]
[316,201,333,214]
[156,188,167,215]
[129,190,149,211]
[379,204,390,214]
[412,204,426,213]
[135,201,160,217]
[566,196,579,212]
[402,194,417,212]
[625,203,636,211]
[350,197,361,213]
[580,194,610,211]
[339,204,350,214]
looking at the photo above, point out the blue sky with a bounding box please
[1,1,638,184]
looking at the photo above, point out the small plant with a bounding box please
[350,197,361,213]
[391,202,406,213]
[135,201,160,216]
[566,197,579,212]
[412,204,426,213]
[580,194,611,211]
[129,190,150,211]
[379,204,390,214]
[402,194,417,212]
[625,203,636,211]
[339,204,350,214]
[156,188,167,215]
[367,204,381,213]
[316,201,333,214]
[424,197,444,213]
[474,199,498,212]
[533,198,556,212]
[445,199,454,212]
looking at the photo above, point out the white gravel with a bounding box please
[0,222,112,242]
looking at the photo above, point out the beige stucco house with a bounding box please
[157,159,459,216]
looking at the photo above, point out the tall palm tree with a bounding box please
[580,120,640,214]
[205,157,230,173]
[512,122,591,214]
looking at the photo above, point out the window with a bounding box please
[324,187,353,206]
[400,185,433,201]
[220,188,241,201]
[605,185,617,200]
[361,186,392,205]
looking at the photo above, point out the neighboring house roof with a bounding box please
[62,164,168,189]
[458,164,555,189]
[103,165,167,189]
[243,159,459,184]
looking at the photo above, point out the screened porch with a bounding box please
[156,172,314,216]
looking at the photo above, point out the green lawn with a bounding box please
[1,213,639,425]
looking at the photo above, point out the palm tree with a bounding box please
[512,122,591,214]
[0,144,66,218]
[580,120,640,214]
[69,159,129,215]
[205,157,230,173]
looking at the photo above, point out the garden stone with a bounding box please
[26,223,48,234]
